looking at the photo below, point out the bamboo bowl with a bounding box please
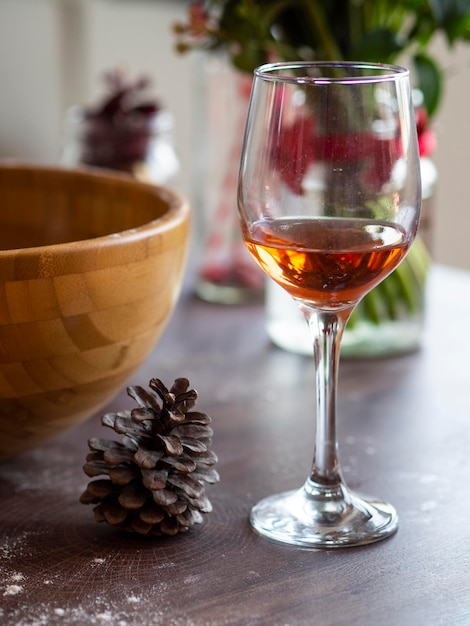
[0,163,190,460]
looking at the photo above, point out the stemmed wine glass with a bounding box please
[238,62,421,548]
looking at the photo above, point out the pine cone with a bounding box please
[80,377,219,536]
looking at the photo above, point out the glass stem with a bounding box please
[299,304,354,489]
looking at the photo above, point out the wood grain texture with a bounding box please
[0,164,190,459]
[0,265,469,625]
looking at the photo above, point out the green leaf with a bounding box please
[351,28,403,63]
[232,42,267,73]
[413,53,442,116]
[427,0,470,43]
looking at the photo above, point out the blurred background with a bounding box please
[1,0,469,269]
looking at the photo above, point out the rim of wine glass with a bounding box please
[254,61,409,85]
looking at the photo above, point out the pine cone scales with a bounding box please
[80,377,219,536]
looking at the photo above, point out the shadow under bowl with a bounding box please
[0,163,190,460]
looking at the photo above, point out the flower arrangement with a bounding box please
[62,70,179,185]
[69,70,161,171]
[173,0,470,354]
[174,0,470,117]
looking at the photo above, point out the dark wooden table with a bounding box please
[1,265,469,626]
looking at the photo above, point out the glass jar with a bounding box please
[61,104,179,186]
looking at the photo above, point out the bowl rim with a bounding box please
[0,162,190,256]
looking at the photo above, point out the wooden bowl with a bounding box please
[0,163,190,460]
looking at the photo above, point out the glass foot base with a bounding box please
[250,485,398,548]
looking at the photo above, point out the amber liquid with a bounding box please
[244,217,410,308]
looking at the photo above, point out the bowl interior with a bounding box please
[0,164,176,250]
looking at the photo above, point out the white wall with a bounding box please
[1,0,469,269]
[0,0,63,160]
[431,38,470,269]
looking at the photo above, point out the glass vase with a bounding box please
[191,53,265,304]
[266,157,435,358]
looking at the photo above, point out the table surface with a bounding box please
[1,264,469,626]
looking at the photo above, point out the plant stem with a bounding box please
[298,0,344,60]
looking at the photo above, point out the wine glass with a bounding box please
[238,62,421,548]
